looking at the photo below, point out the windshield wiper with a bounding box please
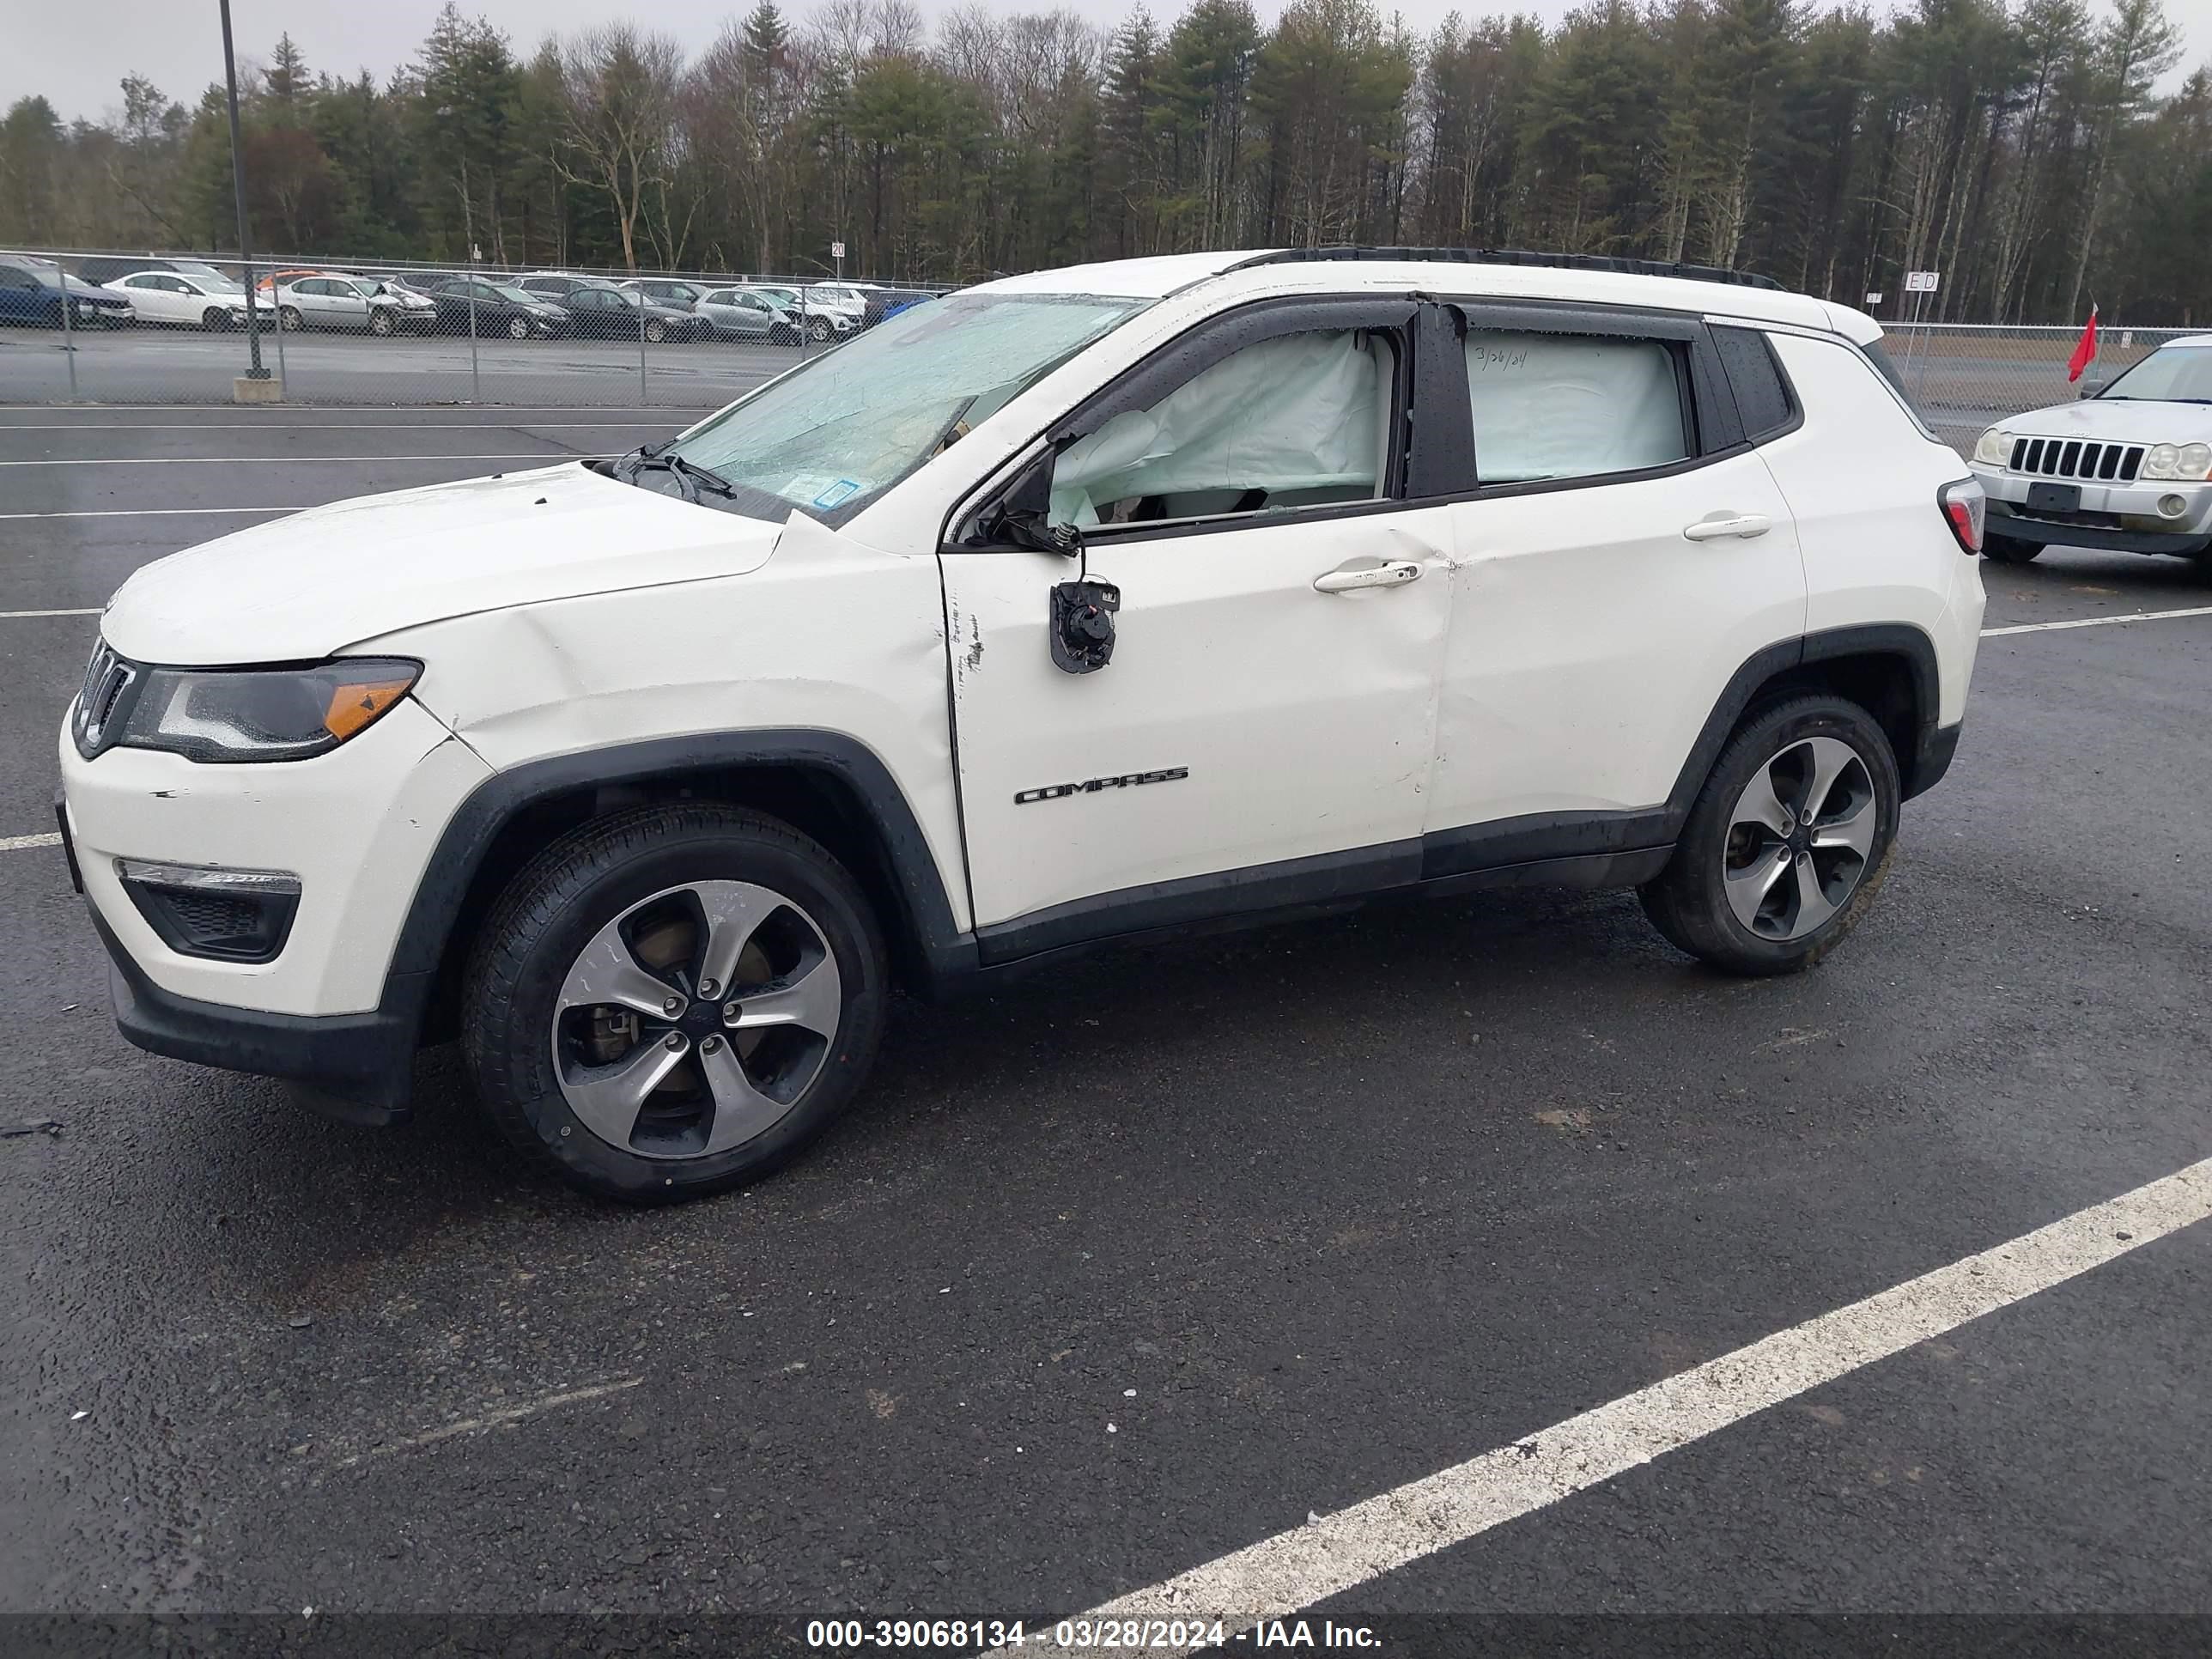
[614,440,738,504]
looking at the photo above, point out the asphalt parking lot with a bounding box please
[4,404,2212,1643]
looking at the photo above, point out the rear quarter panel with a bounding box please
[1759,330,1982,724]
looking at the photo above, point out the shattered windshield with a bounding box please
[660,291,1148,521]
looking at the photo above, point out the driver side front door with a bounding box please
[938,297,1460,963]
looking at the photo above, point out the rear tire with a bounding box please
[1638,696,1900,976]
[278,305,303,331]
[463,804,890,1204]
[1982,531,2044,564]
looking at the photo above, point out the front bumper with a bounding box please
[92,903,423,1123]
[61,695,492,1116]
[1970,461,2212,553]
[62,691,490,990]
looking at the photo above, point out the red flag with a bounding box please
[2067,304,2100,382]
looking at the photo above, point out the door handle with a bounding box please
[1314,559,1423,593]
[1682,512,1771,542]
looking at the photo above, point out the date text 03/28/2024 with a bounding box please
[805,1618,1383,1649]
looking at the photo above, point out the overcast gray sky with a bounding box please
[10,0,2212,126]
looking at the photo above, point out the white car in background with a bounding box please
[276,273,436,337]
[1969,334,2212,567]
[102,270,253,331]
[803,283,869,331]
[735,284,856,343]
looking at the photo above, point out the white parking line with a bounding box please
[0,454,593,467]
[0,608,99,618]
[1028,1154,2212,1647]
[0,507,303,520]
[0,833,62,853]
[1982,605,2212,637]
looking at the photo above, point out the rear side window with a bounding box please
[1464,330,1690,484]
[1856,337,1937,437]
[1711,325,1796,441]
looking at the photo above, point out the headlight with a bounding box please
[2144,442,2183,478]
[106,658,419,763]
[1972,428,2012,465]
[2181,443,2211,478]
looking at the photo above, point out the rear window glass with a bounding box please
[1860,337,1936,435]
[1465,330,1690,483]
[1711,325,1796,441]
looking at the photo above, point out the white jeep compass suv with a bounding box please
[58,248,1987,1201]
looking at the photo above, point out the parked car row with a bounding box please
[3,252,944,343]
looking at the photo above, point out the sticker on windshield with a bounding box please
[811,479,862,508]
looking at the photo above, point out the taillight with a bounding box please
[1939,477,1984,555]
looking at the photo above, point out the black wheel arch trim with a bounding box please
[1663,623,1946,811]
[384,728,975,1006]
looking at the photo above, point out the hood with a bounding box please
[1990,397,2212,443]
[100,463,787,665]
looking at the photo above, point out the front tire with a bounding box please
[644,319,667,343]
[368,308,394,337]
[463,804,890,1203]
[1982,531,2044,564]
[1638,695,1900,976]
[507,315,530,339]
[809,316,834,343]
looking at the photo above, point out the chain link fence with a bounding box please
[1884,322,2198,454]
[0,246,958,409]
[3,250,2192,449]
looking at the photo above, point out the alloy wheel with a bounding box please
[1722,735,1876,941]
[550,879,842,1161]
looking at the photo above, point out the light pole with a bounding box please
[219,0,270,382]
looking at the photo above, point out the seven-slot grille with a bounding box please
[73,641,137,757]
[2007,436,2143,482]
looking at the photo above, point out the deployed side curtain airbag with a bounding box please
[1465,331,1687,483]
[1051,331,1382,526]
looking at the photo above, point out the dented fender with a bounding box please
[356,508,971,933]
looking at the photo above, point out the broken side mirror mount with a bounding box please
[970,448,1119,673]
[1049,578,1119,675]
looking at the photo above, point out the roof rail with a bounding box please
[1231,246,1784,292]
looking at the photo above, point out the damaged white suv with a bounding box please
[59,248,1987,1201]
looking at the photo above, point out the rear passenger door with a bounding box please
[1426,302,1808,869]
